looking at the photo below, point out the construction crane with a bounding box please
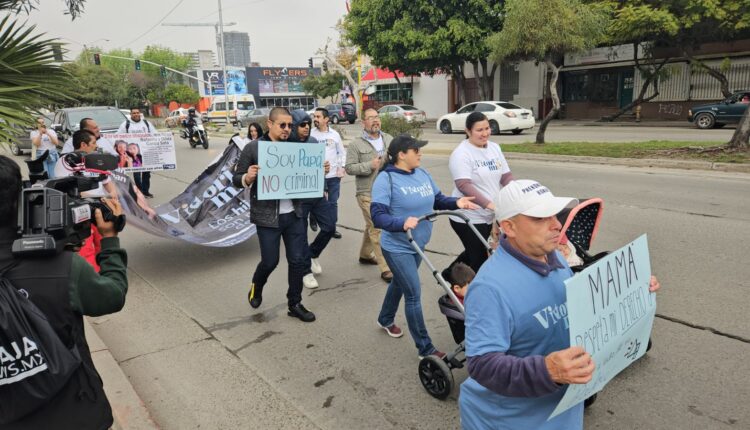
[163,4,235,125]
[161,21,236,67]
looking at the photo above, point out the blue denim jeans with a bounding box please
[252,212,307,306]
[37,149,59,179]
[378,249,435,357]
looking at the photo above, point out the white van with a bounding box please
[207,94,256,125]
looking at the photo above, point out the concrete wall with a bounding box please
[413,73,450,119]
[513,61,544,117]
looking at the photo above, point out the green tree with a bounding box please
[148,83,200,105]
[0,0,85,143]
[489,0,608,143]
[140,45,192,84]
[345,0,504,107]
[301,73,345,103]
[598,0,749,148]
[60,62,128,107]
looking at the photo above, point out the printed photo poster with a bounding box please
[549,234,656,419]
[259,79,274,94]
[227,69,248,94]
[108,132,177,173]
[110,141,256,247]
[257,140,325,200]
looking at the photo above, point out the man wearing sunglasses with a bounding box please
[232,107,316,323]
[289,109,334,291]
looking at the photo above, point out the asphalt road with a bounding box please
[4,139,748,429]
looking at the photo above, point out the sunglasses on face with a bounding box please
[275,121,294,130]
[299,122,311,128]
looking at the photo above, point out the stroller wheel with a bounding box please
[584,393,597,409]
[418,355,454,400]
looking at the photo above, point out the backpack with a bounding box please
[125,119,151,133]
[0,265,81,424]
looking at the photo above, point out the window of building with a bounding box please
[564,72,588,102]
[372,83,413,102]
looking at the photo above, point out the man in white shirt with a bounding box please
[117,107,156,198]
[30,116,60,179]
[61,118,117,156]
[311,107,346,240]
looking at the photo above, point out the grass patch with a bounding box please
[501,141,749,163]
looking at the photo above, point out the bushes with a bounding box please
[379,115,423,139]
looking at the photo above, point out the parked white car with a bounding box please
[437,101,535,135]
[165,107,191,128]
[378,104,427,123]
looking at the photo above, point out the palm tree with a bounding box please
[0,0,85,144]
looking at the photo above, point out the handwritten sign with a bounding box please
[257,140,324,200]
[108,132,177,172]
[550,234,656,419]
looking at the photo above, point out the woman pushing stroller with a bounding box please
[371,134,479,359]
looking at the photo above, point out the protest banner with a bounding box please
[107,132,177,173]
[111,141,256,247]
[256,140,325,200]
[549,234,656,419]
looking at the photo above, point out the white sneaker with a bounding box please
[303,273,319,289]
[311,258,322,275]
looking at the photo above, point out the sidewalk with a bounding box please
[85,318,159,430]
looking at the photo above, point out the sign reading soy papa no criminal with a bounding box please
[550,234,656,419]
[108,132,177,173]
[257,140,324,200]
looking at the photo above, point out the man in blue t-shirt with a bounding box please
[460,180,661,429]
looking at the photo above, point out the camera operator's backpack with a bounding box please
[0,265,81,424]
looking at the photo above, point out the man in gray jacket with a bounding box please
[344,108,393,282]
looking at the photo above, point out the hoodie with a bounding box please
[290,109,318,143]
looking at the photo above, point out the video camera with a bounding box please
[12,151,123,257]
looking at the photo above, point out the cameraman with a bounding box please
[0,155,128,429]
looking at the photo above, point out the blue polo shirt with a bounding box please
[459,240,581,429]
[371,166,445,254]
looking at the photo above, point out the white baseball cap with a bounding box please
[494,180,578,221]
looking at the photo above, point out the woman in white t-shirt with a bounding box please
[29,116,60,179]
[443,111,514,282]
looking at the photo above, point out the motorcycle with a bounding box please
[182,121,209,149]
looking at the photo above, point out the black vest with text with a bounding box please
[0,234,113,430]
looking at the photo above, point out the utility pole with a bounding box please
[218,0,230,125]
[162,13,236,125]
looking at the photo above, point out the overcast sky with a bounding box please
[24,0,348,67]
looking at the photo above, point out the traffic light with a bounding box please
[93,53,101,65]
[160,65,167,77]
[134,59,141,71]
[308,57,313,68]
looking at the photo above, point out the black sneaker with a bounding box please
[288,303,316,322]
[332,230,342,239]
[144,192,154,198]
[248,283,263,309]
[309,216,319,232]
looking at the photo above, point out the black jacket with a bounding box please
[231,132,304,228]
[1,227,129,430]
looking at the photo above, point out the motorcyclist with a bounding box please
[181,107,202,138]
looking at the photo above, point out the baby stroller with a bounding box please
[406,211,492,400]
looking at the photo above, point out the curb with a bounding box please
[500,152,750,174]
[85,318,159,430]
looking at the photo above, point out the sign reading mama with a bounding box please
[550,234,656,419]
[257,140,324,200]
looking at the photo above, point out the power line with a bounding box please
[117,0,185,49]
